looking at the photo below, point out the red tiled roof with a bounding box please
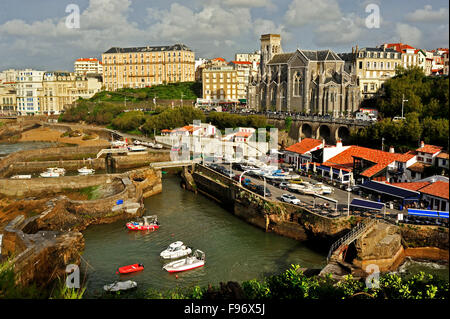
[384,43,415,52]
[230,60,252,65]
[234,132,252,138]
[285,138,323,155]
[396,151,416,162]
[416,144,443,154]
[213,57,225,61]
[76,58,99,62]
[437,152,449,159]
[389,181,431,191]
[323,145,402,177]
[419,181,449,200]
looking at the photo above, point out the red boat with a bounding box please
[126,215,160,231]
[116,263,144,274]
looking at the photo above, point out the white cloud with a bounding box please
[395,23,422,47]
[313,14,366,47]
[223,0,275,9]
[405,5,449,23]
[284,0,342,27]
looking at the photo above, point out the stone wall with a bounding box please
[0,145,105,176]
[0,173,121,197]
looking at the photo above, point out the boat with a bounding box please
[10,175,31,179]
[103,280,137,292]
[126,215,160,231]
[160,241,192,260]
[153,143,163,149]
[47,167,66,175]
[128,145,147,152]
[163,250,205,273]
[78,167,95,175]
[111,140,127,148]
[116,263,144,274]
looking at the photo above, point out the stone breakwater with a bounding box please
[0,167,162,287]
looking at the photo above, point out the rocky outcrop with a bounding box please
[0,167,162,287]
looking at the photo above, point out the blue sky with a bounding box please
[0,0,448,71]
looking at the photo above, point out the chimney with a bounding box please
[389,146,395,153]
[420,141,425,148]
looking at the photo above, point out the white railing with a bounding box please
[326,218,377,262]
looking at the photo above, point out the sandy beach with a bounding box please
[19,127,110,147]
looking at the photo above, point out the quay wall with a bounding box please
[0,173,121,197]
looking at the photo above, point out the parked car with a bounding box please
[278,182,289,190]
[281,194,301,205]
[255,185,271,197]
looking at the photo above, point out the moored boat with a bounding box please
[116,263,144,274]
[160,241,192,260]
[163,250,205,273]
[78,167,95,175]
[126,215,160,231]
[10,175,32,179]
[103,280,137,292]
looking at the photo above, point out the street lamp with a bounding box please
[401,94,408,119]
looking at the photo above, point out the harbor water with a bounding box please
[81,175,327,297]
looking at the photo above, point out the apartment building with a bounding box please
[40,72,102,115]
[0,86,16,115]
[235,52,260,64]
[202,66,238,103]
[102,44,195,91]
[0,69,18,85]
[354,47,401,99]
[381,43,420,70]
[16,69,45,115]
[74,58,103,75]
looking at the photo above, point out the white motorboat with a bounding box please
[78,167,95,175]
[160,241,192,260]
[133,140,141,145]
[10,175,31,179]
[40,171,60,178]
[47,167,66,175]
[128,145,147,152]
[163,250,205,273]
[103,281,137,292]
[40,167,65,178]
[111,140,127,148]
[153,143,163,149]
[313,182,333,194]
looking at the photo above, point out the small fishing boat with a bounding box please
[78,167,95,175]
[160,241,192,260]
[153,143,163,149]
[111,140,127,148]
[126,215,160,231]
[103,280,137,292]
[163,250,205,273]
[128,145,147,152]
[116,263,144,274]
[10,175,32,179]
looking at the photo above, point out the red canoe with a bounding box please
[116,263,144,274]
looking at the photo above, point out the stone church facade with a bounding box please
[249,34,360,116]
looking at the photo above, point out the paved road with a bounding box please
[215,165,402,220]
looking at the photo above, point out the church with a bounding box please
[249,34,360,116]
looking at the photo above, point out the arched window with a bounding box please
[293,71,302,97]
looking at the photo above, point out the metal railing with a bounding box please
[326,217,377,262]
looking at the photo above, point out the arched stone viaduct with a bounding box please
[267,118,370,145]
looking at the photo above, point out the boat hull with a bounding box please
[117,264,144,274]
[164,262,204,273]
[126,223,159,231]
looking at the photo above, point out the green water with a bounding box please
[81,175,327,297]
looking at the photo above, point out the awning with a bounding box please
[313,194,338,203]
[407,208,449,219]
[238,99,247,103]
[350,198,385,211]
[359,180,420,201]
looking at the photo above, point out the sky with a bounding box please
[0,0,448,71]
